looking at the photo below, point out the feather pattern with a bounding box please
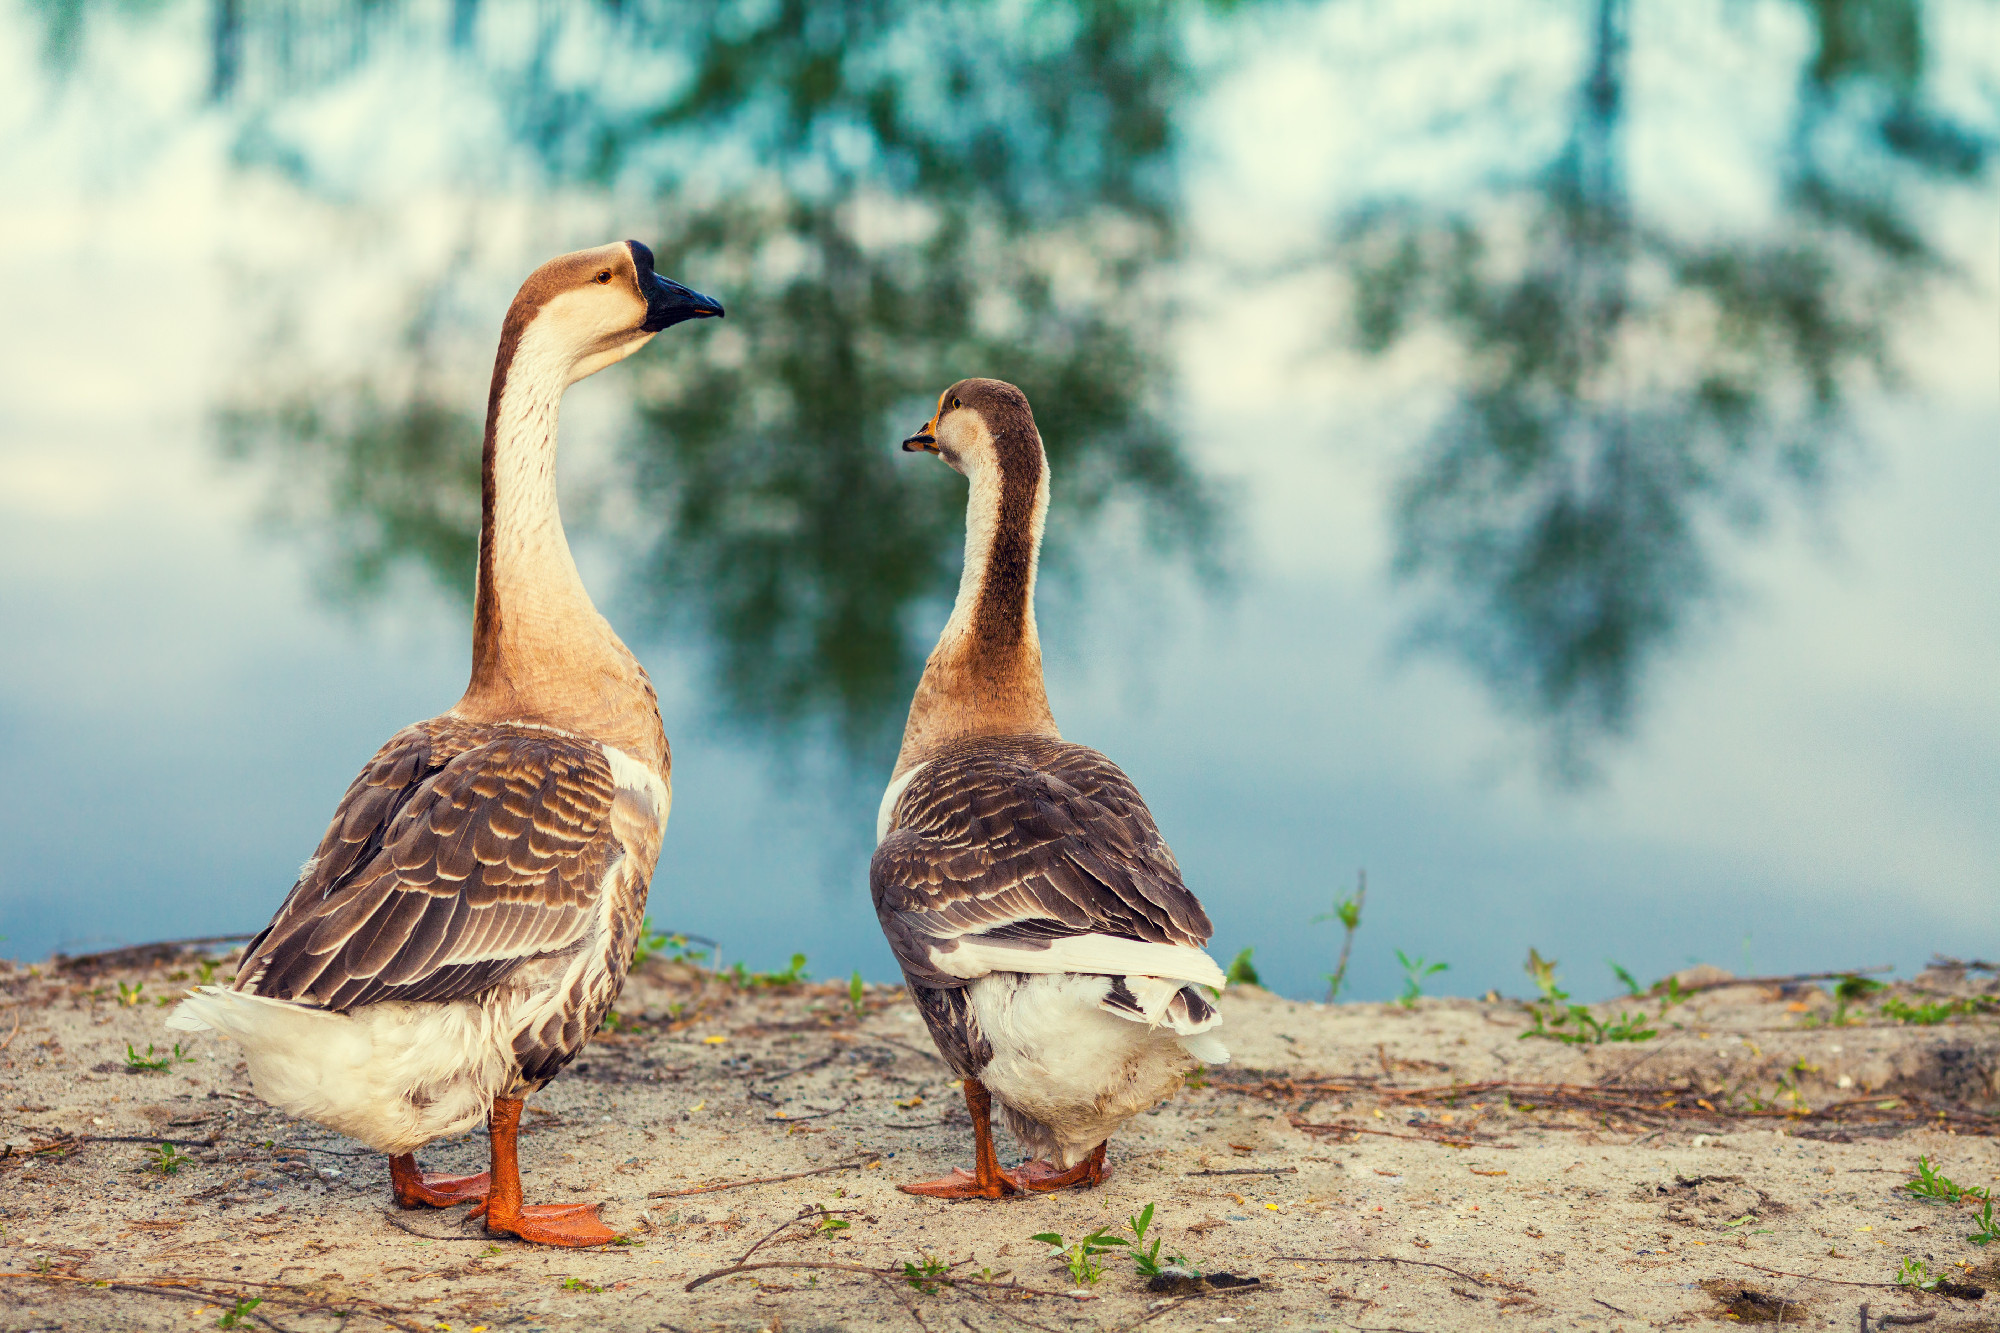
[871,734,1213,991]
[235,715,629,1014]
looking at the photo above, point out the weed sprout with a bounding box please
[1395,951,1447,1008]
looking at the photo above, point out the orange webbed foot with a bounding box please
[391,1163,490,1209]
[897,1166,1025,1199]
[486,1203,619,1247]
[1016,1148,1111,1192]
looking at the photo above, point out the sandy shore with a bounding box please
[2,951,1995,1331]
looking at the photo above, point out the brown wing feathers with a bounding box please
[237,720,620,1011]
[871,736,1212,983]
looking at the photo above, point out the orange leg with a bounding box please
[1017,1141,1112,1192]
[898,1078,1025,1200]
[388,1152,489,1209]
[475,1097,618,1247]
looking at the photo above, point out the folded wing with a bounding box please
[871,736,1218,990]
[234,721,625,1011]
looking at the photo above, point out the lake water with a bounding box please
[2,0,1995,1002]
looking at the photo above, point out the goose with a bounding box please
[168,241,721,1246]
[871,378,1228,1199]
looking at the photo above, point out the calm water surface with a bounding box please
[1,0,1995,1000]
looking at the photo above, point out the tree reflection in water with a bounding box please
[1333,0,1988,778]
[200,0,1222,770]
[29,0,1991,783]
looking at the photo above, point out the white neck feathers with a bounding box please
[890,429,1058,779]
[484,330,598,625]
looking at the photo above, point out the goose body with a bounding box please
[872,379,1226,1197]
[169,242,721,1244]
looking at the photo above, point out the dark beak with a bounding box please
[902,418,939,453]
[644,272,724,332]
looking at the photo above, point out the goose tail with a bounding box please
[1097,975,1230,1065]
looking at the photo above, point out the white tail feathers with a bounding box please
[1094,975,1230,1065]
[1179,1030,1230,1064]
[935,934,1227,989]
[165,987,509,1155]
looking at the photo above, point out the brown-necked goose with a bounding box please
[871,378,1227,1199]
[168,242,721,1246]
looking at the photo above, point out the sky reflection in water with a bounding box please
[0,0,1994,998]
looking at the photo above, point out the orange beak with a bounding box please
[902,415,940,453]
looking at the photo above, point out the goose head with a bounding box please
[901,377,1042,478]
[503,240,723,387]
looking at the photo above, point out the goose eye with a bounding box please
[951,396,961,409]
[594,270,613,284]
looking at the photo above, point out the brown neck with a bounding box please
[893,420,1057,776]
[455,319,667,772]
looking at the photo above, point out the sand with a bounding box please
[2,950,1995,1332]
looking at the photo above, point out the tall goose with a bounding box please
[168,242,721,1246]
[872,378,1227,1199]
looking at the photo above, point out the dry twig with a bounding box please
[1274,1253,1535,1293]
[760,1052,843,1083]
[1732,1260,1906,1290]
[1118,1281,1267,1330]
[766,1098,856,1123]
[650,1151,881,1198]
[1188,1166,1299,1177]
[0,1270,427,1332]
[683,1258,1093,1301]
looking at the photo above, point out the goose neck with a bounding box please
[893,446,1057,774]
[458,329,661,766]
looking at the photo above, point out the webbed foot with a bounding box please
[1016,1143,1111,1192]
[389,1154,490,1209]
[485,1202,619,1247]
[897,1165,1025,1199]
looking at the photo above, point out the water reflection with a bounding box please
[1333,0,1988,777]
[172,0,1226,770]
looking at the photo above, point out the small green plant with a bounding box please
[146,1142,193,1176]
[1720,1213,1772,1235]
[1225,948,1260,987]
[1894,1256,1940,1291]
[901,1253,950,1294]
[1519,951,1657,1045]
[216,1297,263,1328]
[559,1276,604,1292]
[1314,871,1367,1001]
[1968,1197,1998,1246]
[630,920,718,971]
[1831,975,1885,1025]
[1905,1156,1988,1204]
[196,958,220,985]
[1609,960,1643,997]
[599,1010,627,1034]
[813,1211,850,1237]
[1881,996,1993,1026]
[849,971,866,1017]
[1121,1203,1195,1278]
[1395,950,1447,1009]
[1032,1225,1126,1287]
[1655,974,1690,1015]
[125,1042,194,1072]
[117,981,145,1007]
[726,953,810,989]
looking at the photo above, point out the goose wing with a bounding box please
[871,736,1219,990]
[233,719,635,1011]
